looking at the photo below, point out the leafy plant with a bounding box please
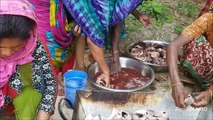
[138,0,174,27]
[176,2,199,17]
[125,14,144,32]
[174,24,184,35]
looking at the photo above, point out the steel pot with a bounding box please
[87,57,155,92]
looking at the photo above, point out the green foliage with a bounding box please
[176,2,199,17]
[125,14,144,32]
[174,24,184,35]
[138,0,174,27]
[173,2,200,35]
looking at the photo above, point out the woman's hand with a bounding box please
[172,83,189,108]
[192,90,212,107]
[96,73,110,87]
[72,25,81,36]
[167,34,195,108]
[138,14,152,27]
[87,38,110,87]
[36,110,50,120]
[132,10,152,28]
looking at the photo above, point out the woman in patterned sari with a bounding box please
[167,0,213,108]
[0,0,57,119]
[63,0,143,86]
[29,0,81,78]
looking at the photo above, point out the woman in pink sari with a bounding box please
[0,0,57,119]
[29,0,81,78]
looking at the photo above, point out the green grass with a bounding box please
[125,0,174,33]
[174,24,185,35]
[138,0,174,27]
[124,0,204,41]
[118,0,205,59]
[125,14,145,33]
[176,1,200,18]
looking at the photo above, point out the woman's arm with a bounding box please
[167,34,194,108]
[87,38,110,86]
[167,12,212,108]
[35,40,57,119]
[110,22,123,74]
[75,35,86,71]
[167,34,193,84]
[131,9,152,27]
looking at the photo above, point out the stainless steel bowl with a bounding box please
[126,40,169,72]
[87,57,155,92]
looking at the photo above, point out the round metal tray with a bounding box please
[87,57,155,92]
[125,40,169,72]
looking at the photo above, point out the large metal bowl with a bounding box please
[126,40,169,72]
[87,57,155,92]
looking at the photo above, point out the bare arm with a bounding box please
[167,34,193,108]
[87,38,110,86]
[131,9,152,27]
[168,13,213,83]
[110,22,123,74]
[132,9,141,20]
[168,12,213,108]
[167,34,193,84]
[74,35,86,71]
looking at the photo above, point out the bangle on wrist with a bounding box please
[103,73,110,76]
[113,50,119,54]
[171,82,182,88]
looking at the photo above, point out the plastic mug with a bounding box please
[63,70,88,108]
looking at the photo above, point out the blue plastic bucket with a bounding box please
[64,70,88,108]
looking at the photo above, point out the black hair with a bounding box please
[64,5,74,23]
[0,15,35,41]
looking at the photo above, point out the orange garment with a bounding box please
[182,12,213,47]
[181,12,213,82]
